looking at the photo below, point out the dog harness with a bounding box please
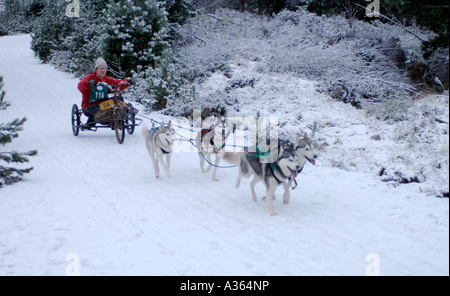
[249,147,285,184]
[150,126,172,155]
[160,148,171,154]
[201,128,226,153]
[250,147,299,187]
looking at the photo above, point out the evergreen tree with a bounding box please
[166,0,194,25]
[61,0,107,75]
[0,0,44,34]
[31,0,74,62]
[101,0,193,110]
[102,0,172,77]
[132,45,193,111]
[0,76,37,188]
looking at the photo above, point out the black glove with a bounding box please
[88,79,96,87]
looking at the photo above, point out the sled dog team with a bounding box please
[142,117,317,216]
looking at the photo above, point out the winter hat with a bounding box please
[94,57,107,70]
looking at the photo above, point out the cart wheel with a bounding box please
[113,109,125,144]
[72,104,81,136]
[126,112,136,135]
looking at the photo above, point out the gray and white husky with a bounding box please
[142,122,175,179]
[195,117,232,181]
[223,134,317,216]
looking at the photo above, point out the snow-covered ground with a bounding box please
[0,34,448,276]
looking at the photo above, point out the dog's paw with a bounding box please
[270,211,279,216]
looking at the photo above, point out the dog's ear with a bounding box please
[168,121,173,130]
[295,134,301,146]
[298,128,306,139]
[277,142,284,157]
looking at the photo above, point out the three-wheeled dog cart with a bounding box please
[71,82,142,144]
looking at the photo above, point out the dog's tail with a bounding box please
[220,152,242,165]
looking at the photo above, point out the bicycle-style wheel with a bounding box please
[126,111,136,135]
[71,104,81,136]
[113,109,125,144]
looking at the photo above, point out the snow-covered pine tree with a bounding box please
[166,0,194,25]
[0,76,37,188]
[0,0,43,35]
[135,45,193,112]
[31,0,74,63]
[102,0,193,110]
[59,0,108,76]
[102,0,172,77]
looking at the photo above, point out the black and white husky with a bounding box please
[223,135,317,216]
[142,122,175,179]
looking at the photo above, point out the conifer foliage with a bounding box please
[103,0,170,76]
[30,0,73,63]
[0,76,37,188]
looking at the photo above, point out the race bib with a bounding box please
[89,84,109,103]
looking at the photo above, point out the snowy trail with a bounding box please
[0,35,448,276]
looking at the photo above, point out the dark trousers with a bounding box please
[84,105,100,127]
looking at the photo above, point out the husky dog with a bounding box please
[195,117,232,181]
[142,122,175,179]
[231,140,302,216]
[282,134,317,205]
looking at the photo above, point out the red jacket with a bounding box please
[78,73,131,110]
